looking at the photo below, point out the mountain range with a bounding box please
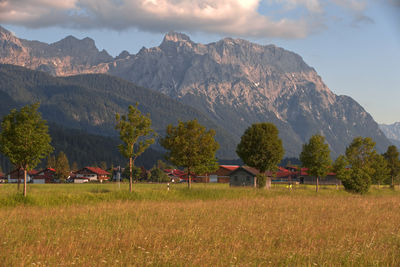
[0,25,392,159]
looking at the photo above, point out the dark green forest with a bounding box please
[0,64,237,158]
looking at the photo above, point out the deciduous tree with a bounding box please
[55,151,70,183]
[0,103,53,196]
[299,135,332,192]
[160,120,219,189]
[383,145,400,188]
[115,104,155,192]
[334,137,378,194]
[371,154,390,188]
[236,123,284,189]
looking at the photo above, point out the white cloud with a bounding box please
[0,0,374,38]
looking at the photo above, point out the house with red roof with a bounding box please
[74,167,110,183]
[285,166,341,185]
[32,168,57,184]
[207,165,239,183]
[7,168,38,183]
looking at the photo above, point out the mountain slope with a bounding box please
[108,32,390,157]
[379,122,400,142]
[0,27,391,157]
[0,64,236,158]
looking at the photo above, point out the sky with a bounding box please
[1,0,399,124]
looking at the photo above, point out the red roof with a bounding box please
[82,167,110,175]
[220,165,240,171]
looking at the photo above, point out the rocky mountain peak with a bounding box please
[162,31,193,44]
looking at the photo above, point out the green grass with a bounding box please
[0,182,398,207]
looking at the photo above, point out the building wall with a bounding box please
[229,170,255,187]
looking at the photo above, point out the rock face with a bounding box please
[0,27,391,157]
[108,32,390,157]
[0,26,112,76]
[379,123,400,148]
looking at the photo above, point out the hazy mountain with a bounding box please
[0,26,392,157]
[379,122,400,141]
[0,64,236,159]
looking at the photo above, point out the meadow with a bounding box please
[1,183,400,266]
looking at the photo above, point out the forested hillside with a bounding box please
[0,64,236,160]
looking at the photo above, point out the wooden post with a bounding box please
[316,176,319,192]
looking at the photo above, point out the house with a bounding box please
[287,166,341,185]
[32,168,57,184]
[74,167,110,183]
[208,165,239,183]
[229,166,262,187]
[7,168,38,183]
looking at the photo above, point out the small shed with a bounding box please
[229,166,260,187]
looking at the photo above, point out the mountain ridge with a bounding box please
[0,26,392,157]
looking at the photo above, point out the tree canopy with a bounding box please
[55,151,70,182]
[334,137,377,194]
[383,145,400,188]
[115,103,155,192]
[236,122,284,189]
[0,103,53,196]
[299,134,332,192]
[160,120,219,189]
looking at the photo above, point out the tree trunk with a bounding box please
[187,167,191,189]
[316,177,319,192]
[254,176,257,188]
[391,176,395,189]
[378,182,380,189]
[129,157,133,193]
[23,167,27,197]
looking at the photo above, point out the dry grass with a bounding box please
[1,184,400,266]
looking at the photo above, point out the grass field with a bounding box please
[1,183,400,266]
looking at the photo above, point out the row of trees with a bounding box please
[1,102,399,196]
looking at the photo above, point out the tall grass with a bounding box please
[1,183,400,265]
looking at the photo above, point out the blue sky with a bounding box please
[1,0,399,124]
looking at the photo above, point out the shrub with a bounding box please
[341,167,371,194]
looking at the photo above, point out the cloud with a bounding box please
[0,0,374,38]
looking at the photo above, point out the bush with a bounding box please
[150,168,170,183]
[341,167,371,194]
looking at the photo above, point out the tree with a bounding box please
[46,154,56,168]
[334,137,378,194]
[160,120,219,189]
[236,123,284,189]
[55,151,70,183]
[299,135,332,192]
[345,137,377,176]
[0,103,53,196]
[150,167,170,183]
[71,161,79,172]
[371,154,390,188]
[115,104,155,192]
[100,161,107,171]
[383,145,400,188]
